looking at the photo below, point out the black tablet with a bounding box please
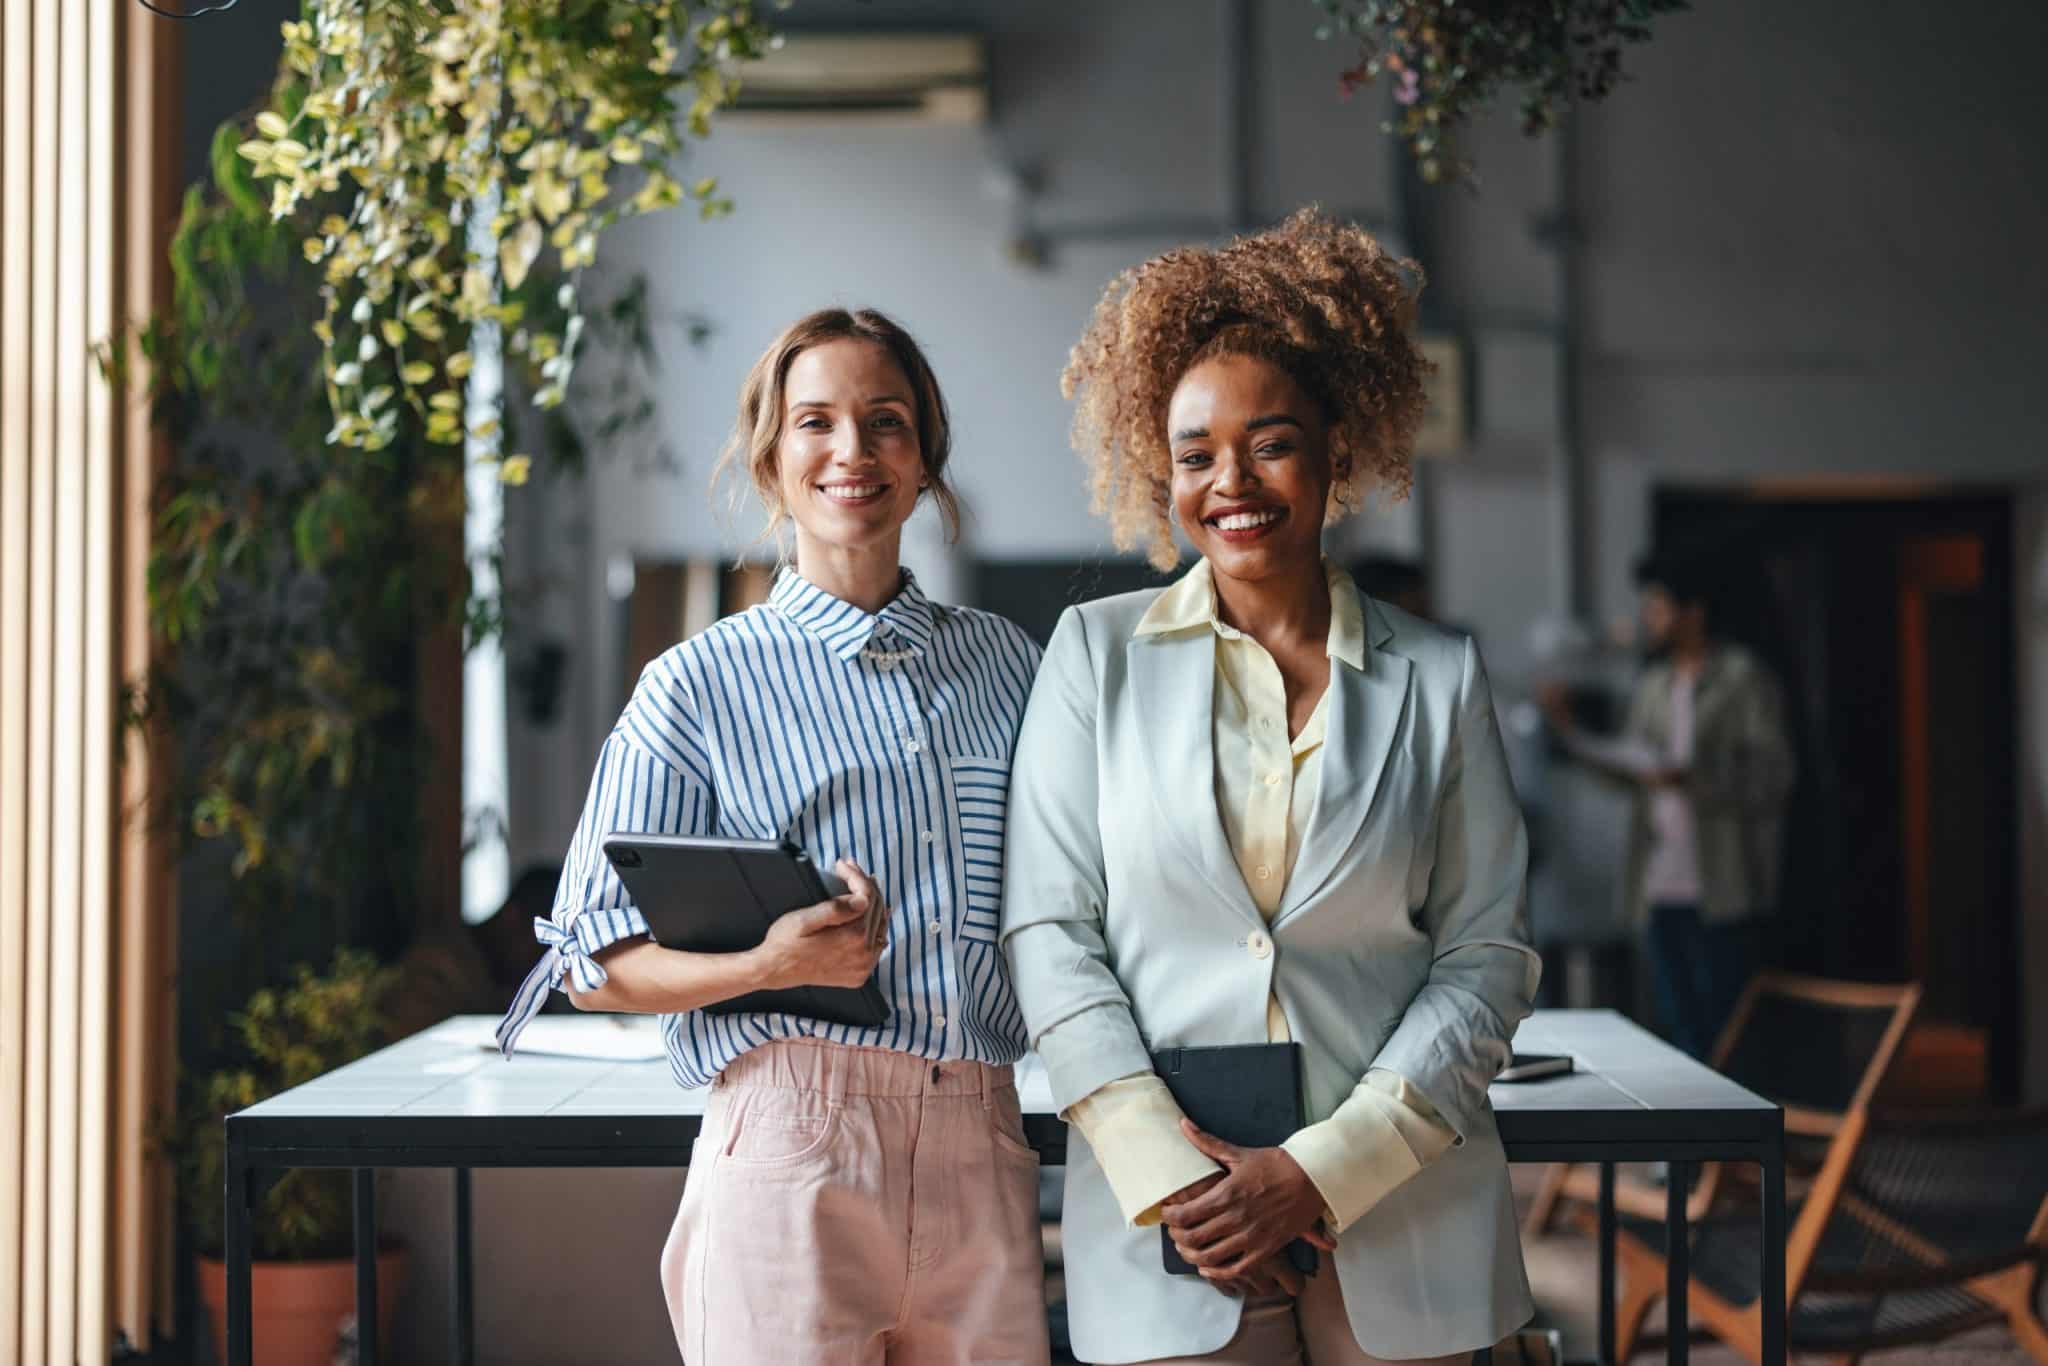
[1151,1042,1318,1278]
[602,833,890,1030]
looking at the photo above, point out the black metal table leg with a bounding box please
[355,1168,380,1366]
[453,1166,475,1366]
[1760,1143,1786,1365]
[1666,1161,1691,1366]
[1598,1161,1616,1366]
[224,1128,254,1366]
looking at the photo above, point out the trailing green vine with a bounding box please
[237,0,775,463]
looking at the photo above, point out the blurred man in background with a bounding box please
[1542,550,1795,1058]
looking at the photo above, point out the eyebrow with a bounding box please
[789,394,912,411]
[1170,413,1303,442]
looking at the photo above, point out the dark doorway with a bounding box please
[1652,487,2020,1101]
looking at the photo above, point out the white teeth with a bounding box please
[1214,509,1281,531]
[823,484,885,500]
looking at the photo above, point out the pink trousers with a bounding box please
[660,1040,1051,1365]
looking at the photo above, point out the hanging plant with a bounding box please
[1313,0,1689,183]
[236,0,776,463]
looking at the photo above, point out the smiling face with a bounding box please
[1166,353,1333,587]
[775,338,926,560]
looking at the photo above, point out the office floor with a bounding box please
[1511,1167,2037,1364]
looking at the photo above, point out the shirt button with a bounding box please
[906,740,923,756]
[929,919,944,935]
[1246,931,1272,960]
[1263,772,1282,787]
[1260,717,1275,730]
[933,1013,947,1027]
[1255,864,1272,881]
[920,830,936,844]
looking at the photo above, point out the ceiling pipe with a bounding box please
[1220,0,1252,234]
[1549,109,1593,622]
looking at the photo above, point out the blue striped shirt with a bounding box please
[496,567,1042,1088]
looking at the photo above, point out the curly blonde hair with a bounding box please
[1061,209,1431,570]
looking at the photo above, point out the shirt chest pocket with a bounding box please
[946,756,1011,944]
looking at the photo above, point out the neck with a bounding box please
[793,530,905,615]
[1671,634,1712,673]
[1209,554,1330,652]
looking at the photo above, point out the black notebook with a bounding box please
[603,833,890,1029]
[1150,1042,1318,1278]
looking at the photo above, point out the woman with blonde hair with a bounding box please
[499,308,1049,1365]
[1001,212,1540,1364]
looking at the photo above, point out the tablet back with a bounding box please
[1150,1042,1317,1277]
[604,834,890,1030]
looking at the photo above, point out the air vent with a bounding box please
[729,32,987,125]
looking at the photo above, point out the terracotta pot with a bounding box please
[196,1244,406,1366]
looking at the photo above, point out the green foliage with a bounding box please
[1312,0,1689,182]
[240,0,775,463]
[171,952,402,1260]
[110,115,444,927]
[105,3,757,1266]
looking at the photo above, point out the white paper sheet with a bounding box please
[439,1013,667,1062]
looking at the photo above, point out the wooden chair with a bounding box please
[1610,1104,2048,1363]
[1522,973,1920,1238]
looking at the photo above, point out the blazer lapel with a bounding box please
[1126,632,1265,929]
[1276,600,1413,922]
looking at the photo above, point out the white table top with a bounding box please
[238,1009,1773,1132]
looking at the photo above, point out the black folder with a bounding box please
[602,833,890,1029]
[1150,1041,1318,1277]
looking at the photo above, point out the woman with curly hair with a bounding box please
[1000,212,1540,1364]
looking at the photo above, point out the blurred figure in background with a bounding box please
[1540,549,1795,1058]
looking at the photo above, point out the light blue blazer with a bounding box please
[999,580,1540,1363]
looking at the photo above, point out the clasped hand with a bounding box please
[1159,1120,1336,1299]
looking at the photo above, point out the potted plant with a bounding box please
[175,951,403,1366]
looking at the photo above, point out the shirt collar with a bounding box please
[1135,557,1368,670]
[769,565,938,663]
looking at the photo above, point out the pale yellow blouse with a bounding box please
[1064,558,1455,1232]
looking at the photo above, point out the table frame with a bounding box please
[224,1021,1785,1366]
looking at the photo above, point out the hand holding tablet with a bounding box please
[602,834,892,1029]
[753,859,886,991]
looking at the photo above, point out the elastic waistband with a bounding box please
[715,1039,1012,1101]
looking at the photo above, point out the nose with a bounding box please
[1213,446,1258,496]
[833,423,870,466]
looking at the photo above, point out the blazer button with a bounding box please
[1246,930,1272,959]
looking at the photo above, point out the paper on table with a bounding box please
[1563,730,1669,780]
[444,1013,667,1061]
